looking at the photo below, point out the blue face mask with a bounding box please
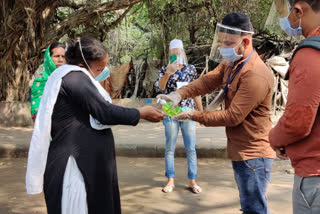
[219,46,243,63]
[95,67,110,82]
[279,17,302,37]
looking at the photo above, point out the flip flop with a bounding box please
[162,185,175,193]
[188,185,202,194]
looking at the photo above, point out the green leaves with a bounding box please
[59,0,279,65]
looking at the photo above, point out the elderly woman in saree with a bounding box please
[30,42,66,121]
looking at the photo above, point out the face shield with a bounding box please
[209,23,254,67]
[275,0,290,18]
[264,0,291,34]
[169,48,188,66]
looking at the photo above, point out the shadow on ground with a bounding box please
[0,157,293,214]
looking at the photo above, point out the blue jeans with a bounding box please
[163,116,197,179]
[232,158,273,214]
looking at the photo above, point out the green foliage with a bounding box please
[105,2,163,65]
[248,0,274,31]
[56,0,277,65]
[213,0,273,31]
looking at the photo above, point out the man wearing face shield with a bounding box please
[269,0,320,213]
[154,39,203,194]
[157,13,275,213]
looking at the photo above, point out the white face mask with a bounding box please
[176,56,184,64]
[279,17,302,37]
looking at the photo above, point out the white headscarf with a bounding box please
[168,39,188,65]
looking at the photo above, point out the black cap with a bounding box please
[222,12,253,33]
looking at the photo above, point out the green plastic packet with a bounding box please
[157,99,182,117]
[170,54,177,64]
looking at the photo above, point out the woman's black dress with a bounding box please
[43,71,140,214]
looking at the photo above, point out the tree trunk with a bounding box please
[0,0,142,101]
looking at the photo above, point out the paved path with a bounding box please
[0,123,227,158]
[0,157,293,214]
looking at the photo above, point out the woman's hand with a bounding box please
[138,106,166,122]
[166,63,177,75]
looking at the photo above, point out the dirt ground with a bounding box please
[0,157,293,214]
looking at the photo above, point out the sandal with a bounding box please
[188,185,202,194]
[162,185,175,193]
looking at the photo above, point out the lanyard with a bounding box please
[223,50,255,94]
[175,66,186,81]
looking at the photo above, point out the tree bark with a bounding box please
[0,0,142,101]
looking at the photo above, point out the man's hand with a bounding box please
[273,147,289,160]
[156,92,182,107]
[138,106,166,122]
[172,110,195,121]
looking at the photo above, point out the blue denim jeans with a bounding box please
[232,158,273,214]
[163,116,197,179]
